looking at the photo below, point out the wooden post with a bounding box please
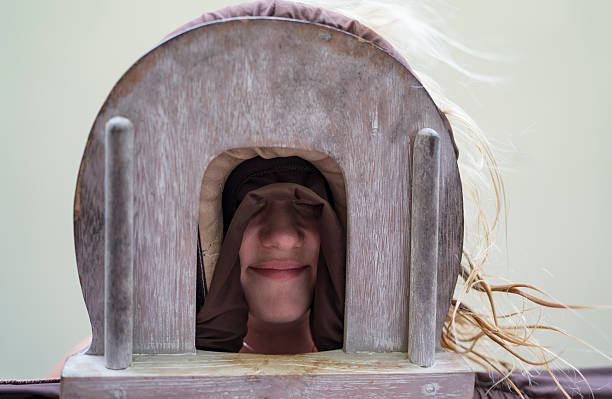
[104,116,135,370]
[408,128,440,367]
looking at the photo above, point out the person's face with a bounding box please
[239,197,320,324]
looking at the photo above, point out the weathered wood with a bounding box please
[104,116,134,370]
[62,350,474,398]
[408,129,440,367]
[73,18,463,354]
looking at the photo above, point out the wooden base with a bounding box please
[61,350,474,398]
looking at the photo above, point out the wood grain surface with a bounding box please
[73,17,463,355]
[62,350,474,398]
[408,129,440,367]
[104,117,135,370]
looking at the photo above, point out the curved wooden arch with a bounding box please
[73,17,463,355]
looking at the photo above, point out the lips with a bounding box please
[248,260,309,281]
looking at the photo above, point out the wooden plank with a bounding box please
[408,129,441,367]
[62,351,474,398]
[104,116,135,369]
[74,18,463,354]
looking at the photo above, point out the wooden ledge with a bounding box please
[61,350,474,398]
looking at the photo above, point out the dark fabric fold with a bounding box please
[0,380,60,399]
[474,368,612,398]
[310,194,345,351]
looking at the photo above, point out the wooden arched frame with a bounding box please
[73,17,463,356]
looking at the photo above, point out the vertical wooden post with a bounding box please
[104,116,135,370]
[408,128,440,367]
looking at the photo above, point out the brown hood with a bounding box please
[195,183,345,352]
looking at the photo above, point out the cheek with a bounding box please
[303,230,321,272]
[238,227,258,269]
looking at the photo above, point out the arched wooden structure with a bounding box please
[65,16,473,398]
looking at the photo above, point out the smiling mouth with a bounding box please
[248,260,309,281]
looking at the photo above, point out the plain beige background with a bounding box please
[1,0,610,379]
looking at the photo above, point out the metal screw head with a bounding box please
[422,382,440,395]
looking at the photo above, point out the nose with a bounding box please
[258,201,304,250]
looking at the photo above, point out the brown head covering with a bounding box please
[195,157,345,352]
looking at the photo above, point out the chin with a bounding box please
[250,302,310,324]
[264,311,306,324]
[243,279,315,324]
